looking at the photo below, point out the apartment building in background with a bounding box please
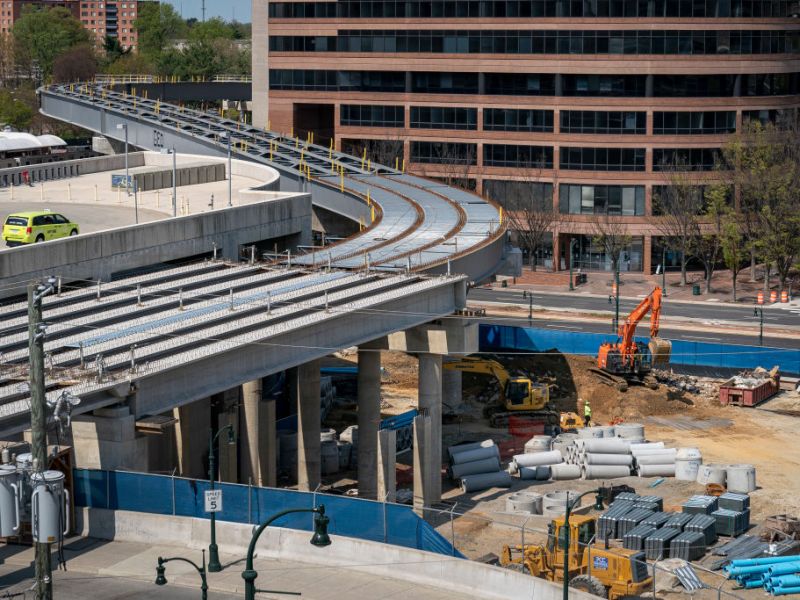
[253,0,800,274]
[1,0,144,50]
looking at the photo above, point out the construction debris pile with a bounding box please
[651,369,718,397]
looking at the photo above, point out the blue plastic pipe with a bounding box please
[772,576,800,588]
[727,564,774,577]
[771,585,800,596]
[770,564,800,577]
[728,556,800,568]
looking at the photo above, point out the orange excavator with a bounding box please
[594,286,672,391]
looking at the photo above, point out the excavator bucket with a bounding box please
[648,337,672,369]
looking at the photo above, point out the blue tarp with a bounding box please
[72,468,463,558]
[479,324,800,375]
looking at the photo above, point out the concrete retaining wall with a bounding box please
[76,507,594,600]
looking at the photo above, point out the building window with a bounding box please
[560,147,646,171]
[483,179,553,211]
[410,106,477,130]
[483,144,553,168]
[340,104,404,127]
[653,111,736,134]
[411,72,479,94]
[483,108,553,132]
[410,141,477,165]
[562,75,647,97]
[653,75,737,97]
[653,148,722,171]
[743,109,779,125]
[559,184,646,216]
[560,111,645,134]
[485,73,555,96]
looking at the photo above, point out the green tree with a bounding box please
[0,90,34,130]
[719,207,746,301]
[134,2,187,63]
[188,18,235,42]
[12,6,91,79]
[52,45,98,83]
[692,182,728,293]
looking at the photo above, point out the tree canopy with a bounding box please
[12,6,91,79]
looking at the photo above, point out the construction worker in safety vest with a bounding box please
[583,398,592,427]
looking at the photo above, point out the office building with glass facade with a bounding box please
[252,0,800,273]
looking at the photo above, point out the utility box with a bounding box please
[719,375,780,407]
[31,470,68,544]
[0,466,20,537]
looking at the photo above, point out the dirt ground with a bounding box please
[324,347,800,596]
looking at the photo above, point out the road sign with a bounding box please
[204,489,223,513]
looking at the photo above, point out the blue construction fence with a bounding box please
[72,468,461,558]
[479,324,800,376]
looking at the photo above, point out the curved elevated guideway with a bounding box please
[0,83,504,437]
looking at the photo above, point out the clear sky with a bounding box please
[163,0,252,22]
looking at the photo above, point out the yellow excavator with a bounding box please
[443,357,557,427]
[501,514,652,600]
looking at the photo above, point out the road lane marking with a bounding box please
[683,336,722,341]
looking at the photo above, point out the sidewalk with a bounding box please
[503,267,800,308]
[0,537,474,600]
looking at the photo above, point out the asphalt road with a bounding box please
[0,201,164,247]
[469,287,800,328]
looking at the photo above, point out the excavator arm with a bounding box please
[443,357,511,389]
[617,287,663,365]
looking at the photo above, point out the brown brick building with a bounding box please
[1,0,144,50]
[253,0,800,273]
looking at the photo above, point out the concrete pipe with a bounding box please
[460,471,512,493]
[337,441,352,470]
[506,492,543,514]
[696,463,727,486]
[543,504,566,517]
[615,423,646,439]
[582,465,632,480]
[632,448,677,459]
[629,442,665,454]
[447,439,495,460]
[448,457,502,480]
[524,435,553,454]
[552,433,579,455]
[637,463,676,477]
[549,464,582,480]
[321,439,339,475]
[451,444,500,465]
[635,454,677,466]
[726,464,757,493]
[675,448,703,481]
[518,465,551,480]
[578,427,606,439]
[543,491,572,506]
[580,439,631,454]
[339,425,358,445]
[513,450,563,468]
[507,461,519,475]
[585,453,634,466]
[596,426,616,438]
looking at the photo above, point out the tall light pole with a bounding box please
[116,123,129,196]
[207,424,235,573]
[172,146,177,217]
[226,133,233,207]
[608,263,620,333]
[155,550,208,600]
[561,490,605,600]
[29,277,57,600]
[754,306,764,346]
[242,506,331,600]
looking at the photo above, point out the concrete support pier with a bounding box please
[357,349,381,499]
[417,353,443,504]
[260,397,277,487]
[377,428,397,503]
[412,414,432,513]
[241,379,263,486]
[292,359,321,491]
[174,397,211,479]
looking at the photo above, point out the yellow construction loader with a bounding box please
[443,357,556,427]
[500,514,652,600]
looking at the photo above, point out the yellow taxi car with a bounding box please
[3,210,80,247]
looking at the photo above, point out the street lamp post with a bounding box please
[661,246,668,298]
[561,490,605,600]
[754,306,764,346]
[116,123,129,196]
[242,505,331,600]
[207,424,236,572]
[608,264,620,333]
[155,550,208,600]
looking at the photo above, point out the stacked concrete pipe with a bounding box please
[448,440,508,492]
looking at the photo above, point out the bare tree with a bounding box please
[690,183,726,293]
[433,142,476,191]
[591,215,632,275]
[650,158,704,285]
